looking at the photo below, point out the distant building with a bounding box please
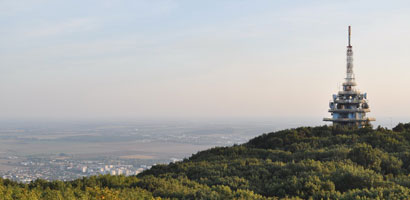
[324,26,375,127]
[81,166,87,173]
[135,168,144,175]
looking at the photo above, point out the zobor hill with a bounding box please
[1,123,410,199]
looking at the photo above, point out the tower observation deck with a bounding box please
[323,26,375,127]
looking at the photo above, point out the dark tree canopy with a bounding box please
[1,125,410,199]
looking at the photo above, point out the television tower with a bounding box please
[323,26,375,127]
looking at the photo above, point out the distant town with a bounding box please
[0,153,174,183]
[0,120,277,182]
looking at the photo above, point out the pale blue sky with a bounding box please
[1,0,410,126]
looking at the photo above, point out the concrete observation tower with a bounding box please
[323,26,375,127]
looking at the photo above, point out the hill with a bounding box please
[0,124,410,199]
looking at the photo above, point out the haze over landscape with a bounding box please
[1,0,410,127]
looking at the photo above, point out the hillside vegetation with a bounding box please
[1,123,410,199]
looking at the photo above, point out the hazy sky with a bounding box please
[1,0,410,125]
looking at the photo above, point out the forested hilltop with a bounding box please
[1,123,410,199]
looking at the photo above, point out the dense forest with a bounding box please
[1,123,410,199]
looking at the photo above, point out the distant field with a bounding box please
[120,155,155,159]
[0,139,212,159]
[0,158,21,172]
[0,120,281,159]
[0,119,301,177]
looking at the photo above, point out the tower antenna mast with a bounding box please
[348,26,351,47]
